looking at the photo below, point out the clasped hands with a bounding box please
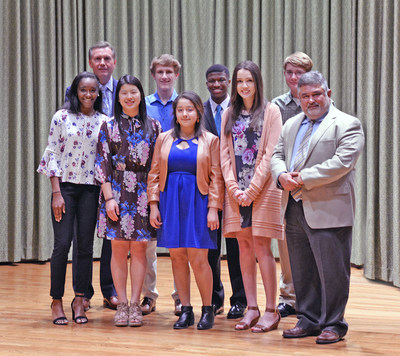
[233,189,252,207]
[278,172,304,191]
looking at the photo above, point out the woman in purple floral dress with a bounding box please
[95,75,161,327]
[220,61,283,333]
[37,72,108,325]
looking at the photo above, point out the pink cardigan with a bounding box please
[220,103,284,239]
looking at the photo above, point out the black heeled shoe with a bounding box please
[173,305,194,329]
[71,296,88,324]
[197,305,214,330]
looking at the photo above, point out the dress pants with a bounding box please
[285,196,352,337]
[141,239,159,300]
[208,211,224,308]
[225,237,247,306]
[208,212,247,308]
[277,235,296,307]
[72,217,116,299]
[50,183,99,299]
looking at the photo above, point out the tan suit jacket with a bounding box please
[220,103,284,239]
[147,129,224,210]
[271,105,365,229]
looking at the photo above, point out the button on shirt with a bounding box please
[272,91,302,124]
[145,90,178,131]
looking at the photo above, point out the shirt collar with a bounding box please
[151,89,178,104]
[303,107,330,125]
[210,95,230,114]
[101,77,114,92]
[283,91,300,106]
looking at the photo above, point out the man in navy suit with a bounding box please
[65,41,118,310]
[203,64,247,319]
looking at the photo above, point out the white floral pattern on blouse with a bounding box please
[37,109,108,185]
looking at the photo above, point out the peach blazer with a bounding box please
[220,103,284,239]
[147,129,224,210]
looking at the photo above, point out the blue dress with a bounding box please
[157,138,217,249]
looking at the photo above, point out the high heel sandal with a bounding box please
[251,308,281,333]
[129,302,143,327]
[114,302,129,327]
[51,299,68,325]
[71,296,88,324]
[235,306,260,330]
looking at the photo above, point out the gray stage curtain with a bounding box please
[1,0,399,287]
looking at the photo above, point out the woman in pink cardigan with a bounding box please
[220,61,284,333]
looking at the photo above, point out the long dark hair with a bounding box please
[171,92,204,138]
[62,71,103,114]
[114,75,153,137]
[224,61,267,135]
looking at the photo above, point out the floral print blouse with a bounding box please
[37,109,108,185]
[95,114,162,241]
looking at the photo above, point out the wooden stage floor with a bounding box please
[0,257,399,355]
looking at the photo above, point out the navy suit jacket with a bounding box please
[204,98,231,137]
[65,77,118,116]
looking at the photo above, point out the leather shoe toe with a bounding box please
[140,297,156,315]
[213,304,224,316]
[316,330,342,344]
[103,296,118,310]
[227,303,246,319]
[283,326,321,338]
[277,303,296,317]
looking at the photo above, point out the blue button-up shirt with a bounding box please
[289,109,330,172]
[145,90,178,131]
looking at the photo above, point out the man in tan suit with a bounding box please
[271,71,364,344]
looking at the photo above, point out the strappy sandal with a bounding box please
[251,308,281,333]
[235,306,260,330]
[71,296,88,324]
[129,302,143,327]
[114,302,129,327]
[51,299,68,325]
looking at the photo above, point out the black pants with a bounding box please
[50,183,100,299]
[208,212,247,308]
[72,225,116,299]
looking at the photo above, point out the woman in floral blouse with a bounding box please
[220,61,284,333]
[37,71,108,325]
[95,75,161,327]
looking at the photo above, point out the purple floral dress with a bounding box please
[95,114,162,241]
[232,113,262,227]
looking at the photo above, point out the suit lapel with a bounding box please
[287,114,306,165]
[306,106,337,158]
[204,100,218,136]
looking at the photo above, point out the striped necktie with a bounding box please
[215,105,222,137]
[291,119,314,201]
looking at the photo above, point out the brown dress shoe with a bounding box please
[103,296,118,310]
[140,297,156,315]
[316,330,343,344]
[283,326,321,338]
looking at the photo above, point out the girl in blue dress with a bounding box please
[147,92,224,330]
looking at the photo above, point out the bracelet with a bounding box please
[52,191,61,194]
[105,197,114,203]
